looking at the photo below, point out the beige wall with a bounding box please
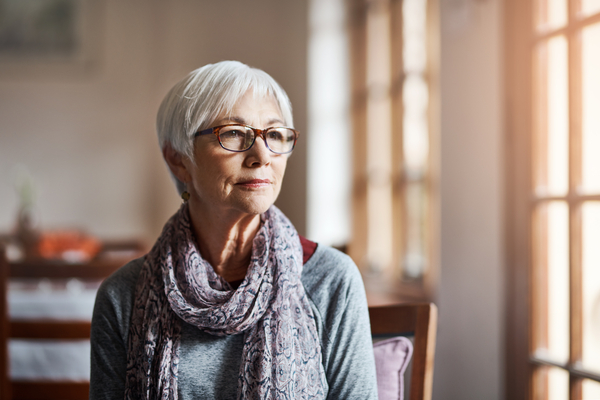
[0,0,308,241]
[435,0,504,399]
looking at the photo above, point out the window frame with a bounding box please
[505,0,600,398]
[348,0,440,303]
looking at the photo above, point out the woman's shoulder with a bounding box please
[92,256,145,335]
[300,243,366,311]
[302,242,362,280]
[98,256,145,300]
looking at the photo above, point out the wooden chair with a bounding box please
[0,241,145,400]
[369,303,438,400]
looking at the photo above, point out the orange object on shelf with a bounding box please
[37,231,102,263]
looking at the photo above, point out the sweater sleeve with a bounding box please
[302,246,379,400]
[89,259,141,400]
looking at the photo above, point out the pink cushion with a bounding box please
[373,337,413,400]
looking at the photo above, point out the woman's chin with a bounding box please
[238,201,274,216]
[233,190,279,213]
[227,194,276,216]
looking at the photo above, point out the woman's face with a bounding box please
[182,91,289,218]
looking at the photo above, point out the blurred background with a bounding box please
[0,0,502,399]
[2,0,597,399]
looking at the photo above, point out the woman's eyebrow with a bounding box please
[223,116,246,124]
[266,118,285,126]
[220,116,285,126]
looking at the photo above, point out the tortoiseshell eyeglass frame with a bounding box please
[194,123,299,154]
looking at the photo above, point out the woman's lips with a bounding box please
[236,179,271,188]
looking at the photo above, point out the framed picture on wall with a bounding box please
[0,0,78,56]
[0,0,102,75]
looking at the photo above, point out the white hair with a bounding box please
[156,61,294,194]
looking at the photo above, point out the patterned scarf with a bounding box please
[124,204,326,400]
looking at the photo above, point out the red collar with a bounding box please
[299,235,317,264]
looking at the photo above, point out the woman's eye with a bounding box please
[221,129,245,139]
[267,130,283,141]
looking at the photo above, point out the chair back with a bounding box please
[0,241,144,400]
[369,303,438,400]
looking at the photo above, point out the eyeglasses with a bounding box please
[195,124,299,154]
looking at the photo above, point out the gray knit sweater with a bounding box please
[90,244,378,399]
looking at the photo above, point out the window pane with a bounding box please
[403,73,429,178]
[533,202,570,363]
[547,367,569,400]
[582,379,600,400]
[581,0,600,17]
[537,0,568,31]
[581,202,600,374]
[367,174,393,272]
[402,0,429,180]
[366,91,393,272]
[402,182,427,278]
[365,1,393,273]
[533,366,570,400]
[403,0,427,74]
[581,23,600,194]
[535,36,569,196]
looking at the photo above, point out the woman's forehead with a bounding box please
[215,92,283,124]
[217,115,285,126]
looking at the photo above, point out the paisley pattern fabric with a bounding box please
[124,204,326,400]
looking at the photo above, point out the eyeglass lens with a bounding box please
[217,125,295,153]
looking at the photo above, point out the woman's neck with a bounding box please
[187,202,261,283]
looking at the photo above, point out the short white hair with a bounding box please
[156,61,294,194]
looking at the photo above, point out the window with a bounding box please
[347,0,439,301]
[506,0,600,398]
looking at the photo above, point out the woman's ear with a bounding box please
[163,145,192,184]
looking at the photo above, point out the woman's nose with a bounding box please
[245,134,272,167]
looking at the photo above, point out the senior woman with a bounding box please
[90,61,378,400]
